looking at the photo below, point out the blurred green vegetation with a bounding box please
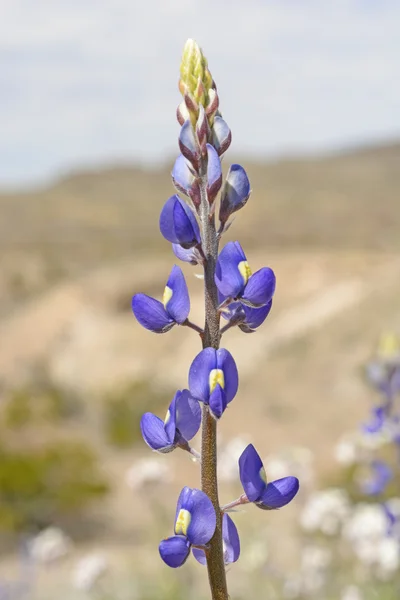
[0,441,108,531]
[102,380,168,448]
[4,383,80,429]
[0,383,108,533]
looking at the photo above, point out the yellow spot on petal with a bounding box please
[163,285,173,309]
[175,509,191,536]
[259,466,268,484]
[238,261,252,285]
[209,369,225,393]
[164,409,171,425]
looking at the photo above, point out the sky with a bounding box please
[1,0,399,187]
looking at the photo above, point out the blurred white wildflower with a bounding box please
[242,538,268,571]
[300,488,350,535]
[301,545,332,571]
[72,553,109,592]
[299,545,331,595]
[343,503,386,544]
[334,434,358,466]
[283,546,331,599]
[126,457,171,490]
[218,437,248,483]
[340,585,364,600]
[375,537,400,579]
[342,502,400,577]
[301,570,326,595]
[28,527,72,563]
[356,429,388,451]
[282,575,302,599]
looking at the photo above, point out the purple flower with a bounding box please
[383,500,400,538]
[159,487,216,568]
[132,265,190,333]
[219,164,250,224]
[366,360,400,400]
[220,293,273,333]
[215,241,276,308]
[361,460,393,496]
[192,513,240,565]
[188,348,239,419]
[159,195,201,248]
[238,444,299,510]
[140,390,201,453]
[363,405,387,434]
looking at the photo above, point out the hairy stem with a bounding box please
[198,161,228,600]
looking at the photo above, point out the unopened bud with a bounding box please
[179,39,213,106]
[219,164,251,224]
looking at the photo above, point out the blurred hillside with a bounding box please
[1,141,399,317]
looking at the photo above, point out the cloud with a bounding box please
[1,0,399,185]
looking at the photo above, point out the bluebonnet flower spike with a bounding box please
[239,444,299,509]
[215,241,276,308]
[159,487,216,568]
[192,513,240,565]
[219,164,251,225]
[159,195,201,248]
[140,390,201,453]
[132,265,190,333]
[189,347,239,419]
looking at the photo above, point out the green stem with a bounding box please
[198,161,228,600]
